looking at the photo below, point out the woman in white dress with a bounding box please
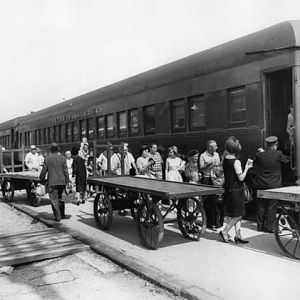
[165,146,185,182]
[136,145,155,178]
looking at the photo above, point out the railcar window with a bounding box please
[79,120,87,141]
[96,116,105,139]
[189,96,206,130]
[71,122,79,141]
[87,118,94,140]
[34,129,38,145]
[24,132,30,146]
[66,123,72,142]
[171,99,186,132]
[43,128,47,144]
[228,88,246,125]
[53,125,61,143]
[118,111,127,137]
[53,126,57,143]
[189,96,205,130]
[39,129,43,145]
[129,109,138,136]
[143,105,155,135]
[106,114,114,138]
[59,125,65,143]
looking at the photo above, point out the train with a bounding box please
[0,20,300,182]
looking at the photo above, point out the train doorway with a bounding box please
[265,68,293,155]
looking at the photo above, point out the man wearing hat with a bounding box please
[254,136,289,233]
[40,143,70,221]
[25,145,39,171]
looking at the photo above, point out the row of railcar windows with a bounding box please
[2,87,246,148]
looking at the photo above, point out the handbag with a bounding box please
[243,183,253,204]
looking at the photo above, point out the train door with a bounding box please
[265,68,293,155]
[265,68,296,184]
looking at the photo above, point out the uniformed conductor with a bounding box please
[40,143,70,221]
[254,136,289,233]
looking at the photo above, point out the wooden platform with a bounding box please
[0,228,89,267]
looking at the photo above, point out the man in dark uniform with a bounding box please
[40,143,70,221]
[254,136,289,233]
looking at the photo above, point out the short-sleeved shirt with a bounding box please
[199,151,220,178]
[111,152,135,175]
[149,152,163,172]
[25,152,40,171]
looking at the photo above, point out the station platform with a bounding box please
[3,191,300,300]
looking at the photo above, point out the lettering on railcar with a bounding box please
[53,107,102,123]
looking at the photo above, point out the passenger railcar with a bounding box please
[0,21,299,180]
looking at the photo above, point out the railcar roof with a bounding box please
[2,20,300,126]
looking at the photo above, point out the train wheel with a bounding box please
[136,200,164,249]
[177,197,207,241]
[2,180,14,202]
[93,191,113,230]
[275,211,300,260]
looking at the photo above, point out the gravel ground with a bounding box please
[0,201,184,300]
[0,202,49,234]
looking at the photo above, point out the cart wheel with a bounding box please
[31,194,42,207]
[177,197,207,241]
[129,192,142,221]
[27,182,41,207]
[93,191,113,230]
[275,211,300,260]
[136,200,164,249]
[2,180,14,202]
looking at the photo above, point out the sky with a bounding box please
[0,0,300,123]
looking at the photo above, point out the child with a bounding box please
[86,158,95,197]
[210,164,225,228]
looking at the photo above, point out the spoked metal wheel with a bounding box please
[275,211,300,260]
[136,198,164,250]
[93,191,113,230]
[177,197,207,241]
[2,180,14,202]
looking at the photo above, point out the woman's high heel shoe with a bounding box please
[234,236,249,244]
[219,231,229,243]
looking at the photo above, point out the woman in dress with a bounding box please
[219,136,253,244]
[165,146,185,182]
[71,147,87,204]
[136,145,155,178]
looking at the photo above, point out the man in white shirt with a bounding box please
[199,140,222,229]
[36,148,45,171]
[25,145,40,171]
[111,143,137,175]
[110,143,138,216]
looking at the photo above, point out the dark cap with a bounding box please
[71,147,79,156]
[265,136,278,144]
[188,149,199,157]
[49,143,59,152]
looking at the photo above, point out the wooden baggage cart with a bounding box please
[88,175,223,249]
[0,146,43,206]
[0,171,42,207]
[257,186,300,260]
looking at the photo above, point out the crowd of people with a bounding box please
[23,133,289,242]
